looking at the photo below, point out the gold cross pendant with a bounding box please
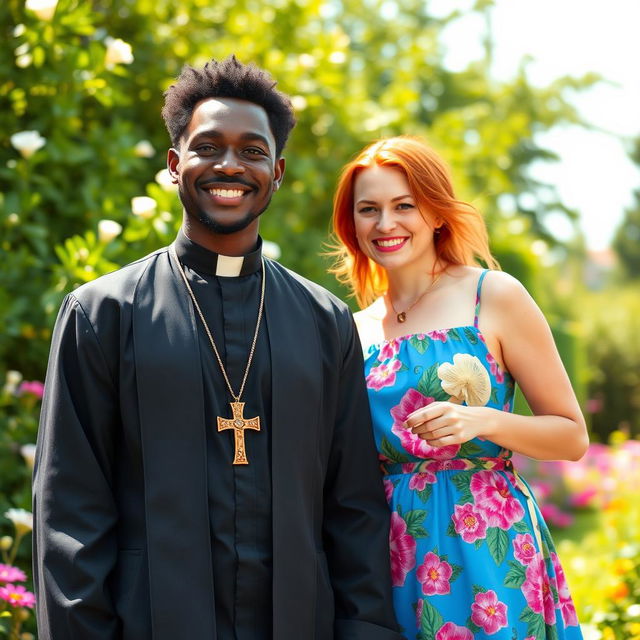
[217,401,261,465]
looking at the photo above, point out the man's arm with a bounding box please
[33,294,119,639]
[323,313,404,640]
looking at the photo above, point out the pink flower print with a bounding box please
[502,402,511,412]
[470,589,508,634]
[18,380,45,398]
[389,512,416,587]
[416,552,453,596]
[0,564,26,583]
[452,502,488,543]
[415,598,424,628]
[379,338,401,361]
[409,472,436,491]
[390,389,461,460]
[521,554,557,624]
[382,477,394,505]
[0,583,36,608]
[427,459,468,473]
[469,471,525,529]
[513,533,537,566]
[435,621,474,640]
[366,359,402,391]
[551,552,579,626]
[485,353,504,383]
[427,329,448,342]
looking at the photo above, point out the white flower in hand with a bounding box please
[437,353,491,406]
[10,131,46,158]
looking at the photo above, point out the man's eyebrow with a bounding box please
[191,129,272,149]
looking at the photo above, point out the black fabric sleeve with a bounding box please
[33,294,120,639]
[323,312,404,640]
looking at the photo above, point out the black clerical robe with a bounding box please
[33,238,403,640]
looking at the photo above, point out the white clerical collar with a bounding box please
[173,229,263,277]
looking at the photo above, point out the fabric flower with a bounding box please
[485,352,504,383]
[470,590,508,634]
[435,621,474,640]
[389,512,416,587]
[452,502,488,543]
[427,329,448,342]
[379,338,401,361]
[4,509,33,536]
[513,533,537,566]
[416,552,452,596]
[0,583,35,608]
[0,564,26,583]
[521,554,557,624]
[366,359,402,390]
[551,552,579,626]
[469,471,524,529]
[408,472,436,491]
[437,353,491,406]
[415,598,423,628]
[390,389,460,460]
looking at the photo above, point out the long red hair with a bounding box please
[330,136,499,308]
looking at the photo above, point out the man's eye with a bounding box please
[197,145,216,153]
[245,147,266,156]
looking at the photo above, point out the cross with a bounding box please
[217,401,261,465]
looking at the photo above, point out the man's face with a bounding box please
[168,97,285,247]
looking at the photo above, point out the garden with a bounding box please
[1,0,639,637]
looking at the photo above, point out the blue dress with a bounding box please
[363,271,583,640]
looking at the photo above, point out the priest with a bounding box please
[33,56,402,639]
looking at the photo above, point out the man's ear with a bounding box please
[167,148,180,183]
[273,156,286,191]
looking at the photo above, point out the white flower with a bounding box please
[262,240,281,260]
[16,53,33,68]
[133,140,155,158]
[104,37,133,67]
[437,353,491,406]
[98,219,123,243]
[10,130,46,158]
[25,0,58,20]
[291,95,308,111]
[4,508,33,536]
[6,370,22,386]
[627,603,640,617]
[131,196,156,218]
[155,168,178,192]
[20,444,37,470]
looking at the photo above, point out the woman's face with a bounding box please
[353,164,438,272]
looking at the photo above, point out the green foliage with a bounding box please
[612,191,640,279]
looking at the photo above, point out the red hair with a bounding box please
[330,136,499,308]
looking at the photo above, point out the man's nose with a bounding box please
[213,149,245,175]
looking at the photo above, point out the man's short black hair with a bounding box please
[162,55,296,157]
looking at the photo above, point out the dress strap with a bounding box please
[473,269,490,328]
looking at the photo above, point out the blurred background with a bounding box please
[1,0,638,637]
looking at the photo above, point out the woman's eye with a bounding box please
[357,206,376,214]
[397,202,414,210]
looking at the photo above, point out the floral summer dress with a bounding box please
[364,271,582,640]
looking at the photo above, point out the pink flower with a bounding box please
[485,353,504,383]
[426,459,468,473]
[389,512,416,587]
[0,583,35,608]
[379,339,401,361]
[382,477,394,504]
[18,380,44,398]
[452,502,488,543]
[521,555,556,624]
[540,503,574,528]
[409,472,436,491]
[367,359,402,390]
[569,487,598,508]
[415,598,424,628]
[390,389,460,460]
[469,471,525,529]
[435,621,474,640]
[513,534,537,566]
[427,329,448,342]
[416,551,452,596]
[470,589,508,634]
[551,552,579,626]
[0,564,26,583]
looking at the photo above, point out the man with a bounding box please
[33,56,402,640]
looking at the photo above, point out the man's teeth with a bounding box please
[209,188,244,198]
[376,238,405,247]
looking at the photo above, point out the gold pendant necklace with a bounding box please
[389,272,442,323]
[171,245,265,465]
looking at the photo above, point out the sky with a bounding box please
[430,0,640,251]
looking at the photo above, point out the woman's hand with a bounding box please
[404,402,493,447]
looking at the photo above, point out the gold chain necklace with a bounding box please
[171,245,265,465]
[388,272,442,323]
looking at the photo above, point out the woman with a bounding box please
[331,136,587,639]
